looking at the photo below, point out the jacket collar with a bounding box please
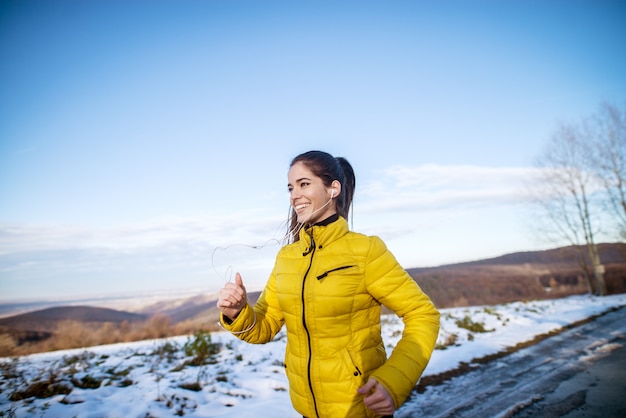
[298,214,348,255]
[314,213,339,227]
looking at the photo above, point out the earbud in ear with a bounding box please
[331,190,335,198]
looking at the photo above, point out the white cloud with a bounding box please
[358,164,534,214]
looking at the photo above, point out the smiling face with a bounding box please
[288,161,338,225]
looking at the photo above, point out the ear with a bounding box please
[330,180,341,198]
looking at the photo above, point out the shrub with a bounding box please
[435,332,458,350]
[72,374,103,389]
[152,341,179,364]
[9,370,72,401]
[183,330,221,366]
[179,382,202,391]
[455,315,493,333]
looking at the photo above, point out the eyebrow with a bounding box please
[288,177,312,187]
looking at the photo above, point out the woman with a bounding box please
[217,150,440,418]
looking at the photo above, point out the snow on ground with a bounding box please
[1,294,625,417]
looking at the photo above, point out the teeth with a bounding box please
[295,204,308,210]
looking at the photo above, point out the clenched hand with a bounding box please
[358,377,395,416]
[217,272,248,320]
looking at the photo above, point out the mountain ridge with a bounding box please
[2,242,625,326]
[1,242,624,356]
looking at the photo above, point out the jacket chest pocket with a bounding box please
[311,264,364,317]
[314,264,361,294]
[316,265,356,280]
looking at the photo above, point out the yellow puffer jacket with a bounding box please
[221,215,440,417]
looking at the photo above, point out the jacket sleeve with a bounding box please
[219,263,285,344]
[365,236,440,409]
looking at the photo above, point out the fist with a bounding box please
[358,377,395,416]
[217,272,248,320]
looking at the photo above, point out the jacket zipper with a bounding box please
[316,265,355,280]
[302,230,320,418]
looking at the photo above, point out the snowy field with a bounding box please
[1,294,625,418]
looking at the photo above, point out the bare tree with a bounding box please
[528,116,607,295]
[586,102,626,240]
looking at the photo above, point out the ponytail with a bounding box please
[335,156,355,220]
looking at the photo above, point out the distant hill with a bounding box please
[408,243,626,308]
[0,306,148,352]
[0,306,146,333]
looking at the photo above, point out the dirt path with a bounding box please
[396,306,626,418]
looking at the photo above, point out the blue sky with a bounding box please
[1,0,625,301]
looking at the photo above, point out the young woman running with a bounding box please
[217,150,440,418]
